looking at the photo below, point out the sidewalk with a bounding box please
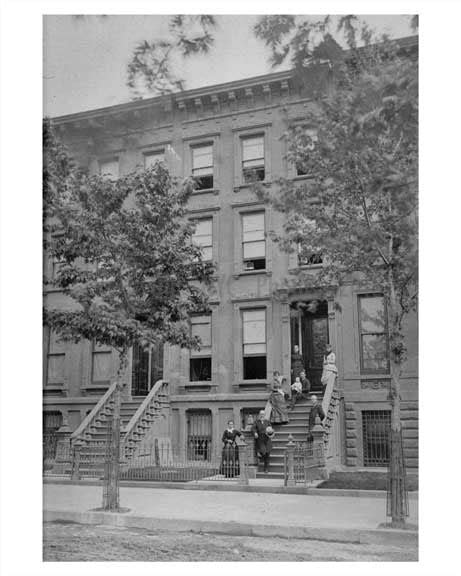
[43,482,418,545]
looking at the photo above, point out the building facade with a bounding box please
[44,51,418,470]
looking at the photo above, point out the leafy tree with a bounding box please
[44,122,213,373]
[127,15,217,97]
[254,16,418,525]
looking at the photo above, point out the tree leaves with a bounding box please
[44,127,214,354]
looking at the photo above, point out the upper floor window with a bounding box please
[91,341,112,383]
[297,243,323,266]
[358,294,390,373]
[242,212,265,271]
[99,158,119,180]
[242,309,267,380]
[144,150,164,169]
[192,218,213,262]
[242,135,265,182]
[192,143,214,190]
[46,329,66,385]
[190,315,212,381]
[291,126,317,177]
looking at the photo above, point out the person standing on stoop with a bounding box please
[307,395,325,443]
[252,410,274,473]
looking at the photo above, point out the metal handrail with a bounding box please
[70,381,118,441]
[121,379,168,455]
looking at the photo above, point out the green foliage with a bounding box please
[127,15,217,97]
[254,17,418,368]
[44,126,214,356]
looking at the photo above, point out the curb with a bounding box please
[43,477,418,500]
[43,509,418,546]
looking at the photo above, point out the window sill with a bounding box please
[233,270,272,279]
[233,181,271,192]
[191,188,219,196]
[292,174,314,182]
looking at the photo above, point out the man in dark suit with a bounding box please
[251,410,274,473]
[307,395,325,442]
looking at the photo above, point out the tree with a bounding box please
[43,120,213,508]
[127,15,217,97]
[254,16,418,525]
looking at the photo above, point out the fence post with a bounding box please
[71,441,81,481]
[286,434,296,487]
[238,439,249,486]
[50,415,72,475]
[311,416,328,480]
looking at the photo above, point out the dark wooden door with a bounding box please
[301,312,329,392]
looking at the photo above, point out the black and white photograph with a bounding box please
[1,1,460,572]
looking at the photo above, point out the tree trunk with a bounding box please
[387,270,408,526]
[102,348,127,512]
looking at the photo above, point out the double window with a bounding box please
[192,218,213,262]
[190,315,212,381]
[242,212,265,271]
[358,295,390,373]
[192,143,214,190]
[242,135,265,182]
[242,309,267,380]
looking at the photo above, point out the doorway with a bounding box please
[290,300,329,392]
[131,341,164,396]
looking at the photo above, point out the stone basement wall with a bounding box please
[344,401,419,469]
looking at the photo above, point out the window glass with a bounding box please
[243,309,266,355]
[192,144,213,175]
[191,315,212,356]
[242,136,264,165]
[358,295,389,373]
[192,218,213,261]
[242,212,265,261]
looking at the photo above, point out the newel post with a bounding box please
[311,416,328,480]
[238,438,249,486]
[286,434,296,487]
[51,414,72,475]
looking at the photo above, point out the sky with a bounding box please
[44,15,415,117]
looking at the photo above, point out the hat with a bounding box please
[266,426,274,436]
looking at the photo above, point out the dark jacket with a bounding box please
[251,419,273,455]
[308,403,325,430]
[291,352,305,381]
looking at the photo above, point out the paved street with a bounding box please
[43,521,417,562]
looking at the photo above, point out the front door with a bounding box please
[131,341,164,396]
[300,302,329,392]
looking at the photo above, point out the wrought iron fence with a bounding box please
[72,439,250,483]
[284,441,325,485]
[43,431,59,470]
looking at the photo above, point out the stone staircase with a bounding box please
[74,398,143,477]
[255,397,315,479]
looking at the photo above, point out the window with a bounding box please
[242,309,267,380]
[297,244,323,266]
[192,218,213,262]
[144,150,164,169]
[362,410,391,466]
[99,158,119,180]
[294,128,317,176]
[192,143,213,190]
[131,341,164,396]
[358,295,390,373]
[91,341,112,383]
[47,330,65,385]
[242,135,265,182]
[242,212,265,271]
[190,315,212,381]
[187,410,212,461]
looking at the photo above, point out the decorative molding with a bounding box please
[360,379,391,390]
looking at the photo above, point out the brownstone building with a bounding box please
[44,41,418,474]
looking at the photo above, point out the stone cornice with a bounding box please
[51,69,295,127]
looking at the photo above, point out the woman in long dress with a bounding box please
[267,378,289,425]
[220,420,242,478]
[321,344,338,393]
